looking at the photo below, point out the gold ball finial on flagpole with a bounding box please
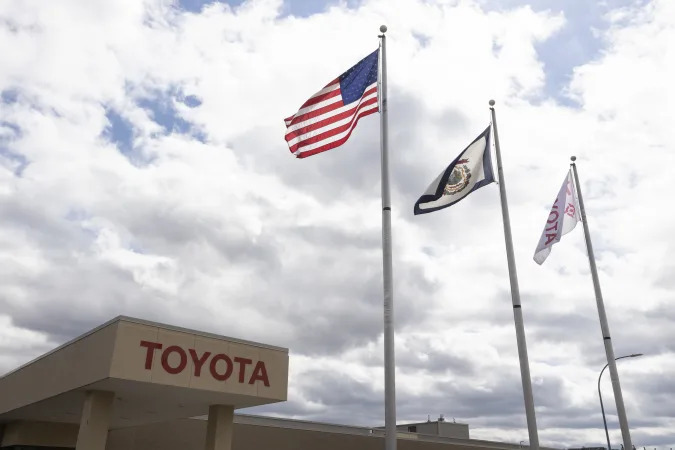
[489,99,496,106]
[380,25,387,33]
[571,156,577,162]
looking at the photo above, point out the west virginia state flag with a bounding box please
[414,126,494,215]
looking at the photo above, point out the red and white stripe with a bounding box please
[284,79,379,158]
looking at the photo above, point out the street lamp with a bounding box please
[598,353,643,450]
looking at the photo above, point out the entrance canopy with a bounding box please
[0,316,289,429]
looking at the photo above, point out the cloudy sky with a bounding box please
[0,0,673,447]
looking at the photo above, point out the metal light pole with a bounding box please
[598,353,643,450]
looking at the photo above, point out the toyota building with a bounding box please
[0,316,555,450]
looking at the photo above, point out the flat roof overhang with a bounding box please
[0,316,289,429]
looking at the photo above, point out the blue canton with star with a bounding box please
[338,49,379,105]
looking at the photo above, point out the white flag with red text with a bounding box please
[533,170,581,264]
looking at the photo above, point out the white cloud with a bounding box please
[0,0,673,447]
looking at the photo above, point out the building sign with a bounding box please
[139,340,270,387]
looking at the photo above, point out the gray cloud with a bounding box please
[0,1,673,448]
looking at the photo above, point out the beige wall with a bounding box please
[106,418,554,450]
[0,322,118,415]
[1,421,78,447]
[438,422,470,439]
[0,417,556,450]
[398,422,470,439]
[109,321,287,401]
[0,317,292,450]
[0,316,288,427]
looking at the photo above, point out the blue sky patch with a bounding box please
[0,119,26,176]
[138,97,193,135]
[102,89,206,167]
[0,147,29,177]
[1,89,19,104]
[176,0,353,17]
[136,86,208,141]
[479,0,640,105]
[104,108,134,155]
[102,108,157,167]
[137,93,206,142]
[178,0,241,13]
[182,95,202,108]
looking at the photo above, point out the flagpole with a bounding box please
[570,156,633,450]
[379,25,397,450]
[489,100,540,450]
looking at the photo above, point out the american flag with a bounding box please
[284,49,379,158]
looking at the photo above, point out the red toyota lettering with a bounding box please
[161,345,188,374]
[565,203,576,218]
[547,209,559,224]
[140,340,163,369]
[234,357,253,383]
[209,353,234,381]
[249,361,270,387]
[139,341,271,387]
[189,349,211,377]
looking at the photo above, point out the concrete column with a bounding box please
[75,390,114,450]
[204,404,234,450]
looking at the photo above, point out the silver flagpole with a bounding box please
[379,25,397,450]
[570,156,633,450]
[489,100,540,450]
